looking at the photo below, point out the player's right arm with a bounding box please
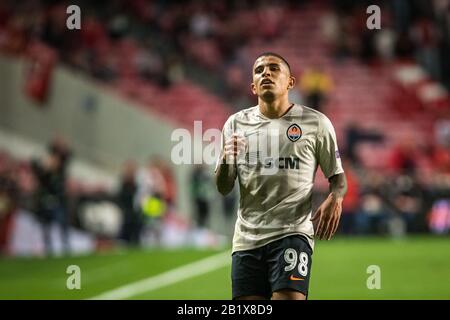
[215,133,245,195]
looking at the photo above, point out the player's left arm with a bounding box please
[311,172,347,240]
[312,113,347,240]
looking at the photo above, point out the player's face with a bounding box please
[251,56,294,101]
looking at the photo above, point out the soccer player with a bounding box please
[215,53,347,300]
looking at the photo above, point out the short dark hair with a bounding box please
[255,52,291,75]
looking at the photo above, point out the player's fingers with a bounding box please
[326,205,338,238]
[227,139,245,149]
[225,135,243,146]
[321,214,333,240]
[230,133,242,141]
[316,212,326,239]
[327,215,339,240]
[230,135,238,140]
[328,203,342,239]
[329,198,339,214]
[324,203,339,239]
[331,204,342,237]
[325,202,340,240]
[311,208,321,221]
[328,209,339,240]
[313,213,320,232]
[225,139,239,147]
[223,149,236,163]
[224,147,237,156]
[223,148,234,157]
[320,221,328,240]
[317,223,324,240]
[318,201,335,239]
[311,209,322,234]
[322,215,332,240]
[230,135,246,145]
[235,141,246,151]
[330,217,340,239]
[225,144,243,154]
[319,210,330,238]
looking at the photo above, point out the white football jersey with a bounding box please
[216,104,344,253]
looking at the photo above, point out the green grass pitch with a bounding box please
[0,236,449,300]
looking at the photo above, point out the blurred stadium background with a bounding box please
[0,0,449,299]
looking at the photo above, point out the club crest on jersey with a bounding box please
[286,124,302,142]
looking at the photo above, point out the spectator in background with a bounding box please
[0,13,29,54]
[434,110,450,147]
[49,134,72,225]
[389,137,419,175]
[107,12,130,40]
[427,199,450,234]
[225,64,253,110]
[391,0,412,33]
[411,16,442,81]
[0,153,18,255]
[31,151,69,256]
[430,110,450,175]
[15,161,37,215]
[391,174,424,233]
[135,157,167,246]
[166,54,185,85]
[434,0,450,89]
[344,123,385,166]
[190,164,212,229]
[299,63,333,112]
[355,172,391,235]
[48,135,72,177]
[189,3,215,38]
[358,28,377,64]
[118,160,141,246]
[321,9,355,61]
[374,26,396,62]
[41,4,69,51]
[91,37,118,82]
[430,144,450,175]
[394,30,415,60]
[136,39,169,87]
[256,3,285,41]
[150,156,177,209]
[135,158,167,206]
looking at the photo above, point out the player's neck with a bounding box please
[258,98,293,119]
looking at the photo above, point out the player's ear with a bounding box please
[287,75,296,90]
[251,82,257,95]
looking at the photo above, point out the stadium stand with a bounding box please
[0,0,449,256]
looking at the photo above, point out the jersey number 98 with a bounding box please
[284,248,308,276]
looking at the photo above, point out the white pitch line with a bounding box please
[88,250,230,300]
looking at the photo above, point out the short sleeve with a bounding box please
[316,114,344,179]
[214,115,235,173]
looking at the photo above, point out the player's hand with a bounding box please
[222,133,246,164]
[311,193,343,240]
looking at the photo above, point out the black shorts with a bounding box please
[231,234,313,299]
